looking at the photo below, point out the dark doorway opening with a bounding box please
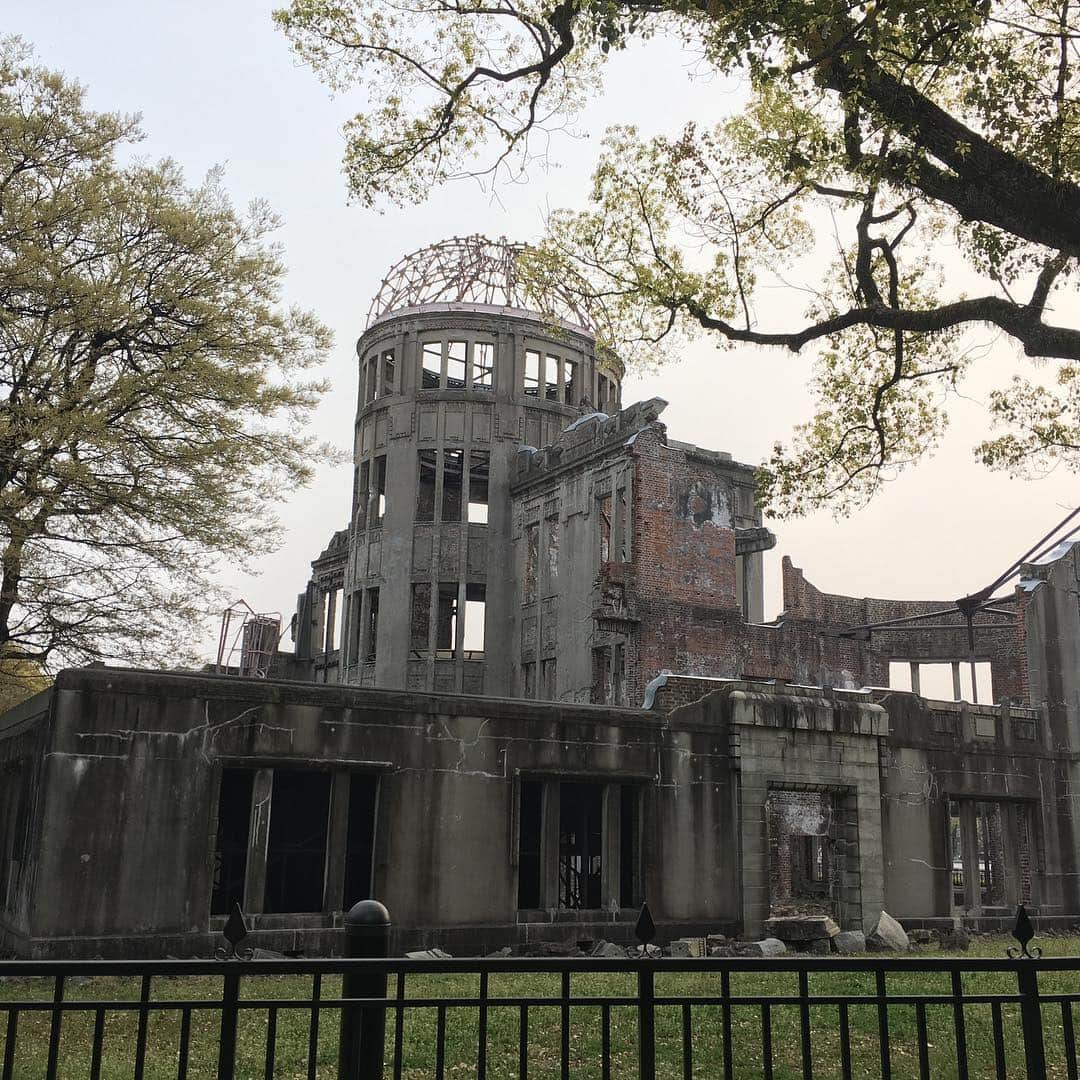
[264,771,331,914]
[210,769,254,916]
[343,774,379,908]
[559,783,603,909]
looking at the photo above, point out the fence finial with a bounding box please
[216,902,254,961]
[635,902,656,947]
[1008,904,1043,959]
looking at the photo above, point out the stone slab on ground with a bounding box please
[669,937,707,958]
[743,938,787,957]
[763,916,840,942]
[590,940,628,958]
[867,911,909,952]
[405,948,453,959]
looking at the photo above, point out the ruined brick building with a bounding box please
[1,237,1078,958]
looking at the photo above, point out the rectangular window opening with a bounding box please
[464,583,486,658]
[371,456,387,526]
[546,515,560,590]
[541,657,557,700]
[410,582,432,656]
[442,449,464,522]
[422,342,442,389]
[559,782,603,910]
[522,661,536,698]
[472,342,494,390]
[562,359,576,405]
[436,582,458,657]
[416,449,437,523]
[545,354,560,401]
[365,359,378,404]
[616,487,629,562]
[356,460,370,528]
[446,341,467,389]
[264,771,331,914]
[364,587,380,662]
[620,785,640,908]
[592,646,613,705]
[468,451,489,524]
[597,493,612,563]
[381,349,396,396]
[524,349,542,397]
[210,769,254,916]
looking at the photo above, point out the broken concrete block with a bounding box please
[669,937,706,958]
[743,938,786,957]
[405,947,453,959]
[938,928,971,951]
[590,940,627,959]
[908,929,933,946]
[832,930,866,954]
[867,912,909,952]
[764,915,835,942]
[806,938,831,955]
[487,946,513,958]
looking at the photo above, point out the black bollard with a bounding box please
[338,899,391,1080]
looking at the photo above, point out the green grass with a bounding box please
[1,935,1079,1078]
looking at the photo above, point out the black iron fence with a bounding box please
[0,907,1077,1079]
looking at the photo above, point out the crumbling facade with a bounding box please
[1,237,1078,958]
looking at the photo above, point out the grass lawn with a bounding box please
[1,935,1078,1078]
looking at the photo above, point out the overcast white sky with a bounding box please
[10,1,1079,662]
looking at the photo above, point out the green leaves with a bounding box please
[0,41,333,669]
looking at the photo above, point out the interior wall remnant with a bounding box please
[949,798,1029,914]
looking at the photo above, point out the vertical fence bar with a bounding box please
[308,973,322,1080]
[1,1010,15,1080]
[637,960,656,1080]
[434,1005,446,1080]
[1017,964,1047,1080]
[991,1001,1006,1080]
[875,969,891,1080]
[798,970,812,1080]
[1063,1000,1078,1080]
[519,1003,529,1080]
[45,974,64,1080]
[90,1007,105,1080]
[177,1007,191,1080]
[134,973,152,1080]
[477,970,488,1080]
[600,1003,610,1080]
[915,1001,929,1080]
[265,1006,278,1079]
[761,1003,774,1080]
[217,969,241,1080]
[950,969,969,1080]
[839,1002,852,1080]
[560,970,570,1080]
[338,899,391,1080]
[393,971,405,1080]
[681,1002,692,1080]
[721,969,733,1080]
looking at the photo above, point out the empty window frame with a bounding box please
[416,449,438,523]
[561,358,576,405]
[371,456,387,526]
[888,661,993,703]
[381,349,396,396]
[472,342,495,390]
[410,583,432,656]
[446,341,467,389]
[516,780,642,911]
[615,487,629,562]
[442,449,464,522]
[597,493,612,563]
[468,451,489,524]
[544,354,560,401]
[613,643,626,706]
[421,342,442,389]
[210,769,254,916]
[436,582,459,656]
[524,349,542,397]
[365,358,378,404]
[322,587,343,653]
[363,587,380,662]
[263,771,332,914]
[356,460,370,527]
[464,583,486,657]
[948,798,1031,913]
[524,521,540,603]
[522,661,536,698]
[541,657,557,700]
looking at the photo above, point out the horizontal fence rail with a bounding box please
[0,954,1077,1079]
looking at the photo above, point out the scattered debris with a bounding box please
[404,947,453,960]
[867,912,909,952]
[832,930,866,954]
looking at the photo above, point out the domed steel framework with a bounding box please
[366,235,593,331]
